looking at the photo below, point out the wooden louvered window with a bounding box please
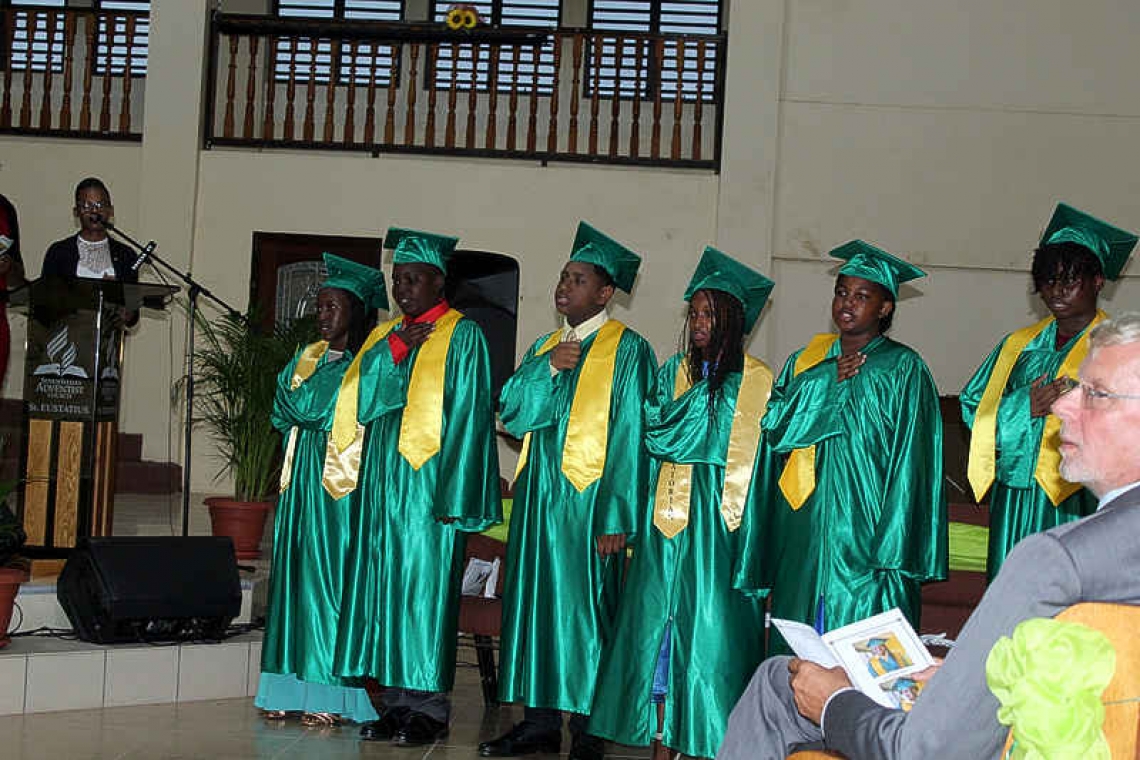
[3,0,148,76]
[4,0,67,74]
[94,0,150,77]
[273,0,404,86]
[588,0,720,101]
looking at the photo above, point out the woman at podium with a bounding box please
[41,177,138,283]
[41,178,139,328]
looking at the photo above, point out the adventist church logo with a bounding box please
[33,326,90,378]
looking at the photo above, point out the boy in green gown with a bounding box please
[737,241,947,650]
[256,254,385,725]
[961,203,1137,581]
[588,248,775,760]
[482,222,656,760]
[331,229,502,746]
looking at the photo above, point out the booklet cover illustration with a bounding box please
[773,608,934,711]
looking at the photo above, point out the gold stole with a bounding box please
[399,309,464,469]
[776,333,840,510]
[966,310,1105,506]
[514,320,626,492]
[653,355,773,538]
[322,309,463,498]
[279,340,329,493]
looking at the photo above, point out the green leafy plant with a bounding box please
[190,306,316,502]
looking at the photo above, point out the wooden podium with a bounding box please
[9,276,177,572]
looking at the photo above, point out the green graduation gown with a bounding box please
[960,321,1097,582]
[736,335,947,652]
[588,354,768,759]
[333,316,502,692]
[261,346,358,686]
[497,323,656,714]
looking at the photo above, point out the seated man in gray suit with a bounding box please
[718,311,1140,760]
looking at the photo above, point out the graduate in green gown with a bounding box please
[256,253,385,726]
[962,203,1137,581]
[483,222,656,760]
[331,228,502,746]
[737,240,947,651]
[588,248,774,760]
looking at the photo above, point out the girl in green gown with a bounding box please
[588,248,774,760]
[961,203,1137,581]
[735,241,946,651]
[255,254,384,726]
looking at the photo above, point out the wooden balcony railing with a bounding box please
[206,14,726,170]
[0,5,147,140]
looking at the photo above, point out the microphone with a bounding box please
[90,213,115,229]
[133,241,156,272]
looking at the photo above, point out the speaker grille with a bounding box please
[57,536,243,644]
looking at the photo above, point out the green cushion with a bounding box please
[948,521,989,574]
[481,498,513,543]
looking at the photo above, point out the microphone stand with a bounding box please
[99,217,244,537]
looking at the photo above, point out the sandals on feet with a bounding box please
[301,712,343,727]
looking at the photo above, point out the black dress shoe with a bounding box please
[567,733,605,760]
[392,712,450,746]
[479,721,562,757]
[360,707,410,742]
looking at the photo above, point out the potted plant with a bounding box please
[191,307,314,559]
[0,478,27,648]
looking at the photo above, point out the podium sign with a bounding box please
[9,277,177,558]
[25,317,122,420]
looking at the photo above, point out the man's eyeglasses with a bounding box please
[77,201,107,212]
[1058,376,1140,407]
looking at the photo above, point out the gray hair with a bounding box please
[1089,312,1140,349]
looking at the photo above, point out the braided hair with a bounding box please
[679,289,746,420]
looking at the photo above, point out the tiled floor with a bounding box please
[1,494,653,759]
[0,665,651,760]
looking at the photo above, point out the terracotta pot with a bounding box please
[205,497,272,560]
[0,566,29,648]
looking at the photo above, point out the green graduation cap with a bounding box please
[1041,202,1138,281]
[569,221,641,293]
[830,239,926,298]
[322,252,388,311]
[385,227,459,274]
[683,246,775,333]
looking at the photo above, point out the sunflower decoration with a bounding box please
[444,4,482,31]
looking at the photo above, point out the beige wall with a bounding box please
[5,0,1140,493]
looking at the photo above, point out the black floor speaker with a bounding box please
[57,536,243,644]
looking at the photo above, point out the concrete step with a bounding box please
[0,456,182,495]
[0,631,264,715]
[117,432,143,463]
[0,431,143,464]
[0,400,181,493]
[116,460,182,494]
[0,562,266,715]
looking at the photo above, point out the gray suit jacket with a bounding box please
[823,485,1140,760]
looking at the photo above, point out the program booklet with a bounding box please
[773,607,934,712]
